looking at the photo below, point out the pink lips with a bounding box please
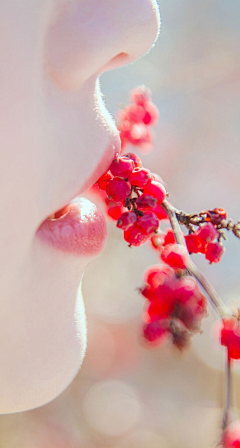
[36,139,120,257]
[36,197,107,257]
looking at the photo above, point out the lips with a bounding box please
[36,139,119,257]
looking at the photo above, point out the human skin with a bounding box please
[0,0,160,414]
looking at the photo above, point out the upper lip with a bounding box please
[65,134,120,206]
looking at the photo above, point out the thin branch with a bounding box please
[222,353,232,431]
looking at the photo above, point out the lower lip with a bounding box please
[36,197,107,257]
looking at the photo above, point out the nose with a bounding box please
[44,0,161,90]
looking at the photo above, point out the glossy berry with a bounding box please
[223,421,240,448]
[97,171,113,190]
[205,241,225,263]
[160,244,190,270]
[105,198,125,221]
[128,167,152,188]
[109,155,134,178]
[220,318,240,360]
[124,152,142,168]
[150,232,165,250]
[196,223,219,253]
[137,211,159,235]
[143,181,167,204]
[106,177,131,202]
[163,228,176,246]
[117,211,137,230]
[123,223,150,247]
[185,233,202,254]
[135,194,157,210]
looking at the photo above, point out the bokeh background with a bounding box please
[1,0,240,446]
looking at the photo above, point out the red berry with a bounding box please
[196,223,218,245]
[137,211,159,235]
[117,211,138,230]
[124,152,142,168]
[130,85,152,106]
[135,194,157,210]
[207,207,227,225]
[185,233,202,254]
[105,199,125,220]
[129,123,152,147]
[125,103,145,123]
[224,421,240,448]
[221,318,240,360]
[142,102,159,126]
[153,203,169,220]
[143,181,167,204]
[175,293,207,332]
[123,223,150,246]
[147,282,177,321]
[144,264,175,288]
[150,232,165,250]
[128,167,152,188]
[109,155,134,178]
[118,120,132,145]
[174,276,201,304]
[160,244,190,270]
[140,284,156,301]
[143,320,170,344]
[205,241,225,263]
[163,228,176,246]
[106,177,131,202]
[97,171,113,190]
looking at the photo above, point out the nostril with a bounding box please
[100,52,130,72]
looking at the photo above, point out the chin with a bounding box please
[0,291,87,415]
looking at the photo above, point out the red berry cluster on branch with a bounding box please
[150,223,226,264]
[141,264,208,349]
[89,85,240,447]
[97,152,167,246]
[116,85,159,153]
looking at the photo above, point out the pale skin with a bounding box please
[0,0,160,414]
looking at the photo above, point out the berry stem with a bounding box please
[162,200,229,319]
[222,353,232,431]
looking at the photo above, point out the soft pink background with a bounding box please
[1,1,240,446]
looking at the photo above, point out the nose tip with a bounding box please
[44,0,161,90]
[99,0,161,73]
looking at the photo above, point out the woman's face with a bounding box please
[0,0,160,413]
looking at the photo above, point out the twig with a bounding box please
[222,353,232,431]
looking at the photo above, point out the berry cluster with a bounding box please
[151,224,225,264]
[90,85,240,446]
[141,263,208,349]
[97,153,167,246]
[116,85,159,153]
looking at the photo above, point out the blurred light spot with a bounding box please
[82,380,141,436]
